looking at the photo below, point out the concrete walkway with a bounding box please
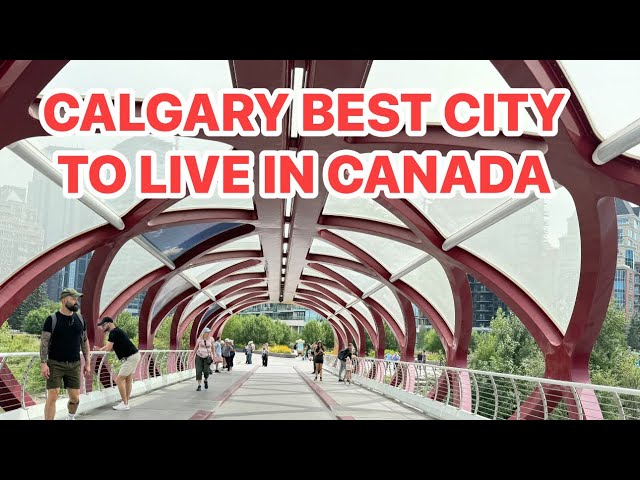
[78,355,429,420]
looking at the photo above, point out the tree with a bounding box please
[153,315,173,350]
[628,312,640,351]
[365,331,374,356]
[423,329,446,363]
[220,315,244,344]
[271,320,292,345]
[468,308,544,377]
[301,320,334,349]
[590,301,629,375]
[180,322,192,350]
[21,302,59,334]
[8,284,50,330]
[116,311,138,343]
[383,322,399,351]
[416,326,429,352]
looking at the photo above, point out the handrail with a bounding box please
[325,354,640,420]
[0,350,194,413]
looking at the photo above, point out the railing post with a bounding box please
[489,374,498,420]
[511,378,520,420]
[613,392,625,420]
[21,356,36,408]
[470,371,479,415]
[537,381,548,420]
[570,386,584,420]
[443,367,451,406]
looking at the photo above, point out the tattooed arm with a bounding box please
[40,332,51,364]
[81,329,91,375]
[40,315,53,379]
[40,331,51,379]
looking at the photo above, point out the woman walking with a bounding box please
[193,328,214,391]
[313,341,325,381]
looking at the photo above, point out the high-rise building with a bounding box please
[468,275,509,328]
[614,198,640,318]
[0,185,45,281]
[33,140,168,312]
[239,303,321,334]
[125,291,146,316]
[45,252,92,300]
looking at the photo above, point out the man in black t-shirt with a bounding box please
[40,287,91,420]
[94,316,141,411]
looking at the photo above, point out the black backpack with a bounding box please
[338,348,348,361]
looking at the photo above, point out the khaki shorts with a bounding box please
[118,352,141,377]
[47,359,82,390]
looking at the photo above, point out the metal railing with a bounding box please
[0,350,194,412]
[326,355,640,420]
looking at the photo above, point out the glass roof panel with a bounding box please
[408,196,510,238]
[301,281,358,306]
[351,301,376,330]
[206,235,261,253]
[399,259,456,332]
[41,60,233,99]
[208,279,266,298]
[309,238,358,261]
[231,264,264,275]
[370,287,405,334]
[460,187,580,333]
[297,292,342,314]
[151,274,193,319]
[560,60,640,157]
[365,60,537,133]
[298,284,319,293]
[100,239,163,313]
[336,308,358,331]
[142,222,238,261]
[223,290,267,305]
[324,286,358,305]
[322,265,379,293]
[322,195,406,227]
[301,267,340,283]
[29,135,231,216]
[183,259,245,284]
[327,229,423,275]
[202,304,224,323]
[183,292,210,321]
[0,147,106,285]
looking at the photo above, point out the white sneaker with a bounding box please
[66,414,76,420]
[113,403,130,411]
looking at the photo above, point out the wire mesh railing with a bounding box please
[325,355,640,420]
[0,350,194,412]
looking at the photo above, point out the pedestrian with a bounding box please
[213,336,223,373]
[337,343,354,382]
[262,343,269,366]
[191,327,214,391]
[345,353,355,384]
[245,341,254,364]
[94,316,141,410]
[313,341,325,381]
[39,287,91,420]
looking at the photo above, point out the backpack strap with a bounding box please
[75,311,85,329]
[51,311,85,334]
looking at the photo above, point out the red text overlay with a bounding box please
[39,87,567,199]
